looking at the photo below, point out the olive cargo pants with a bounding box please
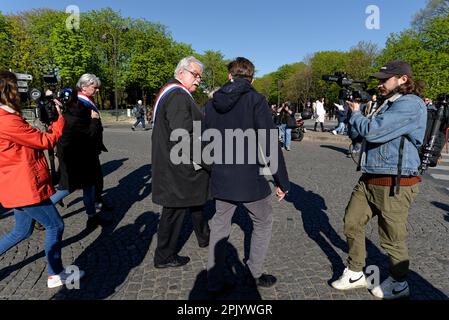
[343,180,419,281]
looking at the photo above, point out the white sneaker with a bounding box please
[47,268,85,288]
[331,267,367,290]
[370,276,409,299]
[331,130,337,135]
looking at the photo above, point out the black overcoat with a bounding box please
[151,80,209,207]
[56,103,102,192]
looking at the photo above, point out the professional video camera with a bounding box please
[420,93,449,173]
[322,72,372,103]
[35,74,75,125]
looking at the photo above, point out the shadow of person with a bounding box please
[431,201,449,222]
[364,235,448,300]
[286,182,348,282]
[189,239,261,300]
[101,158,128,178]
[1,165,153,288]
[63,158,129,208]
[52,211,159,299]
[320,145,349,155]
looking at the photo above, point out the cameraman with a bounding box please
[0,71,84,288]
[50,87,111,230]
[331,60,427,299]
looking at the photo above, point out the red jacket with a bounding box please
[0,105,65,208]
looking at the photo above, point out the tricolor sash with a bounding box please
[78,93,100,113]
[152,83,192,124]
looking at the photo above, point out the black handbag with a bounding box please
[286,115,297,128]
[301,108,313,120]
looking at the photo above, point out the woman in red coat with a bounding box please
[0,71,83,288]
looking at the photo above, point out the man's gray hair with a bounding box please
[174,56,204,78]
[77,73,101,89]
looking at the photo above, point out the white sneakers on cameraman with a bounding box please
[331,267,367,290]
[47,268,85,288]
[370,276,409,299]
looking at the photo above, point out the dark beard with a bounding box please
[378,87,400,105]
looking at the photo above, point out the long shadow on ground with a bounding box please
[51,164,154,299]
[286,182,448,299]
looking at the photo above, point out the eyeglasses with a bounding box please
[184,68,202,81]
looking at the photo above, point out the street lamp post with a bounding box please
[102,26,128,121]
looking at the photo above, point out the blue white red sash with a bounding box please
[77,93,99,113]
[152,83,192,124]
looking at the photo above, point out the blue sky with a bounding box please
[1,0,428,76]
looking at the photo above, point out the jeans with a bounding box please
[0,199,64,275]
[280,124,292,149]
[133,117,146,129]
[50,185,96,217]
[334,122,346,134]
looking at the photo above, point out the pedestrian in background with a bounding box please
[131,100,148,131]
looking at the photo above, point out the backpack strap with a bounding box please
[396,136,406,195]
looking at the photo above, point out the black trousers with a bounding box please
[154,206,209,264]
[94,156,103,203]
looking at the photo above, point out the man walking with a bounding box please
[204,57,290,293]
[131,100,148,131]
[151,56,210,268]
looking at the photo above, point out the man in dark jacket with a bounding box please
[204,57,290,292]
[76,73,112,213]
[151,56,210,268]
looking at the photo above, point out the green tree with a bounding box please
[50,21,91,86]
[0,12,12,70]
[196,50,228,91]
[412,0,449,30]
[378,15,449,98]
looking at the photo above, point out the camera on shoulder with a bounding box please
[322,72,372,103]
[33,73,77,126]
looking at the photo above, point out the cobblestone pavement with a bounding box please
[0,123,448,300]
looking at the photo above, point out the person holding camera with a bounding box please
[50,86,111,230]
[331,60,427,299]
[0,71,84,288]
[278,102,294,151]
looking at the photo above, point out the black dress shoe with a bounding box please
[253,274,277,287]
[245,265,277,288]
[154,255,190,269]
[198,241,209,248]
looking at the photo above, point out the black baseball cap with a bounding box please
[373,59,413,79]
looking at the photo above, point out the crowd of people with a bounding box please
[0,57,429,300]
